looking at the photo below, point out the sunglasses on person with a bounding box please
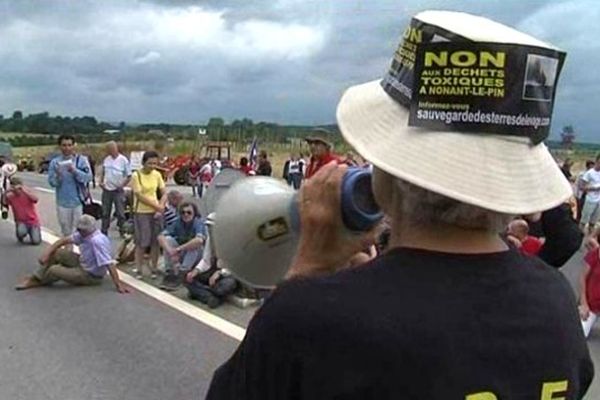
[181,209,194,216]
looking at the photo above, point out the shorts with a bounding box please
[133,213,162,249]
[581,199,600,225]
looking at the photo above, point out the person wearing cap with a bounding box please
[304,131,339,179]
[15,214,129,293]
[2,176,41,245]
[206,11,592,399]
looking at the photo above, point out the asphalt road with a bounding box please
[0,226,239,399]
[2,171,600,399]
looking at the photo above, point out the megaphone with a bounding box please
[212,168,383,289]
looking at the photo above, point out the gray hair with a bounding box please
[76,214,97,233]
[374,168,512,233]
[167,190,182,201]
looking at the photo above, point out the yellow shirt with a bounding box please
[130,170,165,214]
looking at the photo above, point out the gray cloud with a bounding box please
[0,0,596,142]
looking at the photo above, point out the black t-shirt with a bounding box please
[206,248,593,400]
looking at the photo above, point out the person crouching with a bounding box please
[3,176,42,245]
[157,202,206,291]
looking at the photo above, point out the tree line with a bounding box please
[0,110,341,146]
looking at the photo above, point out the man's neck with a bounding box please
[389,221,508,254]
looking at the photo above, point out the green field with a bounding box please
[0,131,46,138]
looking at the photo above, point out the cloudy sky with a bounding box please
[0,0,598,141]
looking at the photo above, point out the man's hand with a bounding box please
[287,162,381,279]
[67,163,76,173]
[208,271,220,287]
[186,269,198,283]
[585,237,599,252]
[99,182,106,189]
[506,235,522,248]
[116,285,130,294]
[580,304,591,321]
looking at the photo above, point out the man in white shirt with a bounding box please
[99,141,132,236]
[575,160,595,223]
[580,156,600,234]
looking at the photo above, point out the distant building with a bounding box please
[147,129,165,136]
[103,129,120,135]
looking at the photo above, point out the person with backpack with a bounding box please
[48,135,93,238]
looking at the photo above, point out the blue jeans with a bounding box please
[163,236,203,273]
[16,223,41,245]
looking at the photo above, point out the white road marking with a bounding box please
[34,187,55,194]
[6,220,247,342]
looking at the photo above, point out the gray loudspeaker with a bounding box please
[212,177,298,289]
[198,168,247,217]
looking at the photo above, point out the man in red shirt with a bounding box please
[3,177,41,245]
[579,245,600,337]
[304,131,339,179]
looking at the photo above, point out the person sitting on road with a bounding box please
[2,176,41,245]
[157,201,206,291]
[506,219,544,256]
[184,235,237,308]
[15,214,129,293]
[163,190,183,229]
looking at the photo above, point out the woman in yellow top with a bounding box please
[130,151,167,279]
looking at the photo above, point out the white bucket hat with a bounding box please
[337,10,572,214]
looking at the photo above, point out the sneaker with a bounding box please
[206,294,221,309]
[150,273,158,280]
[135,273,143,280]
[160,274,180,291]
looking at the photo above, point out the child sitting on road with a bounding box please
[507,219,543,256]
[2,176,41,245]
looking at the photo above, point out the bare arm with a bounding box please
[39,237,73,266]
[107,264,129,293]
[130,175,163,212]
[21,186,39,203]
[177,237,204,252]
[121,175,132,188]
[580,264,591,307]
[99,164,105,187]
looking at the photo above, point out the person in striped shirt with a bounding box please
[163,190,183,229]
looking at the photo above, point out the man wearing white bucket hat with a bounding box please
[207,11,593,399]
